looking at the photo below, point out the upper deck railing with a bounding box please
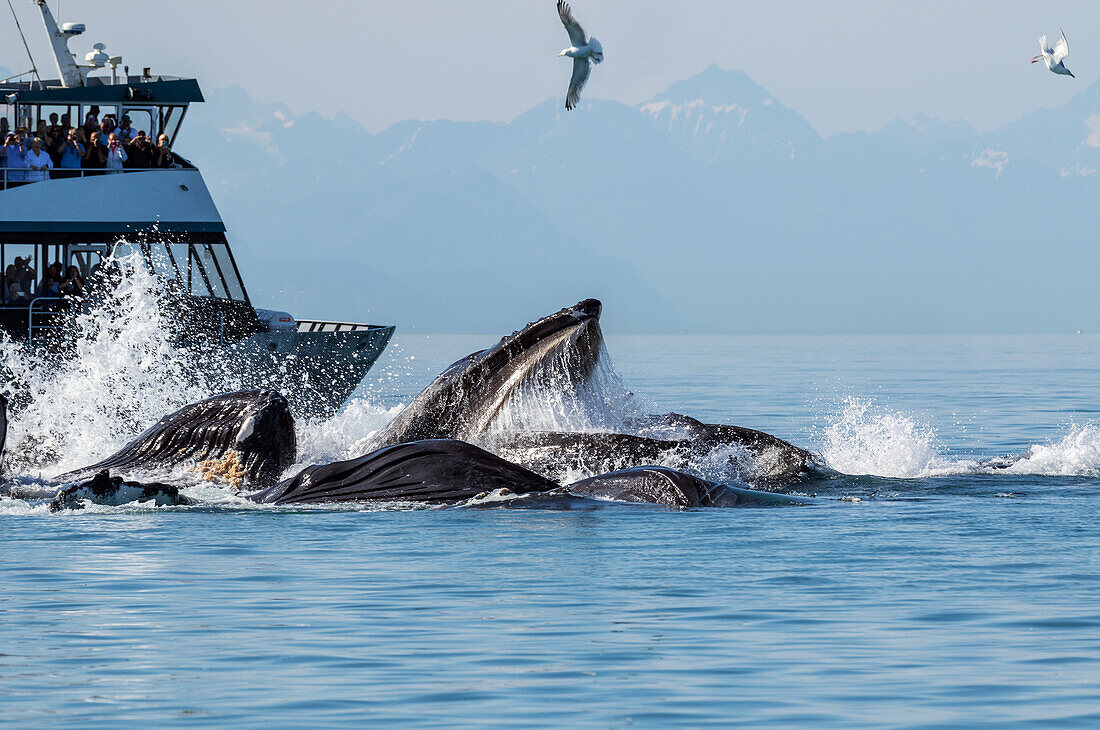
[0,157,189,191]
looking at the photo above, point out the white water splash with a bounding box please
[487,342,644,435]
[294,396,404,471]
[0,254,239,476]
[821,397,948,478]
[1001,424,1100,477]
[0,252,406,483]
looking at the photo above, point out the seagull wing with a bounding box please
[557,1,587,47]
[566,57,590,110]
[1052,29,1070,63]
[1039,35,1051,55]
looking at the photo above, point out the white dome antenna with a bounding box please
[85,42,109,67]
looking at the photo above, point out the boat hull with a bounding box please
[215,326,395,419]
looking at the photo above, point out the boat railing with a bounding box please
[0,166,184,191]
[27,296,64,343]
[296,320,385,333]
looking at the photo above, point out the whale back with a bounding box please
[55,390,297,489]
[250,439,559,505]
[566,466,814,508]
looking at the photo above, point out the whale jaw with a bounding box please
[371,299,604,447]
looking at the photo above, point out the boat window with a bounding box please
[144,242,181,282]
[187,250,212,297]
[196,244,228,298]
[206,244,246,301]
[68,245,109,281]
[120,107,155,144]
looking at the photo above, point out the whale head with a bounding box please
[372,299,604,447]
[54,390,297,489]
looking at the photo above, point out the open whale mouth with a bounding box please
[370,299,607,447]
[465,300,604,436]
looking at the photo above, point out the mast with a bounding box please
[34,0,84,87]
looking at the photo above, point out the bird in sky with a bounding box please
[557,1,603,110]
[1032,30,1074,78]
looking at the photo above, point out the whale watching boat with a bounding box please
[0,2,393,417]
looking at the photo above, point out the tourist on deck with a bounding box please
[117,115,134,142]
[82,109,99,140]
[0,132,17,186]
[60,266,85,297]
[125,130,152,168]
[153,134,174,168]
[105,133,127,173]
[82,131,107,173]
[13,257,35,298]
[47,113,64,140]
[24,138,54,182]
[39,272,60,298]
[2,133,27,185]
[5,265,26,304]
[58,128,85,178]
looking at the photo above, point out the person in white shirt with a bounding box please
[23,137,53,182]
[105,133,127,173]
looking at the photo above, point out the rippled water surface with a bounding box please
[5,334,1100,726]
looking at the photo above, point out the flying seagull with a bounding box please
[1032,30,1074,78]
[557,1,603,110]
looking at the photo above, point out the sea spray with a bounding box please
[487,341,644,436]
[821,397,943,478]
[1002,423,1100,477]
[0,254,237,475]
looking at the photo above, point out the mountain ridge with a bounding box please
[179,66,1100,334]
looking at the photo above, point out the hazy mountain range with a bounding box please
[171,65,1100,333]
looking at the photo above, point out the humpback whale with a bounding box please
[370,299,604,448]
[369,298,810,486]
[49,470,195,512]
[248,439,558,505]
[493,420,812,486]
[565,466,813,508]
[55,390,297,489]
[248,439,809,509]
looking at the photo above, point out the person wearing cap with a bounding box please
[24,137,53,182]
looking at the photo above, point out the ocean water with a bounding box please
[4,325,1100,726]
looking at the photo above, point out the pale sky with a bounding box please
[2,1,1098,134]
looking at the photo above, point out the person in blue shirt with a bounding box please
[57,127,85,179]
